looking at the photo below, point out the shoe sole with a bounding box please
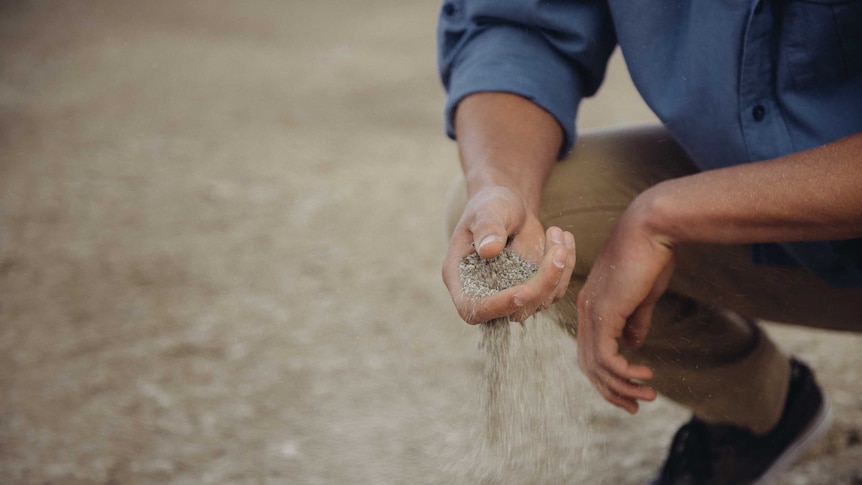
[756,392,834,484]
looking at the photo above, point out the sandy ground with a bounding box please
[1,1,861,484]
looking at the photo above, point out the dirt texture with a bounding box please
[1,1,861,484]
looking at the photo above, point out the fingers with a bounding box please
[593,375,657,414]
[623,304,654,350]
[441,216,524,324]
[578,343,657,414]
[577,297,656,413]
[624,256,675,350]
[582,358,656,413]
[443,185,575,324]
[546,227,576,306]
[443,228,575,324]
[509,226,576,322]
[442,242,523,325]
[452,286,527,324]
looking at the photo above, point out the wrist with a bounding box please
[455,93,560,216]
[628,182,679,249]
[465,166,546,214]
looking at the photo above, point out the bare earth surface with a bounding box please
[1,2,860,484]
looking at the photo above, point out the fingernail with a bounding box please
[550,227,563,244]
[478,235,502,252]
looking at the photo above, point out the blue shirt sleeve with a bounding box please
[437,0,617,156]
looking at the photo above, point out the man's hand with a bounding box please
[443,92,573,323]
[442,185,575,324]
[576,197,673,414]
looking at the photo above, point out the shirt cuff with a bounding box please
[443,25,585,157]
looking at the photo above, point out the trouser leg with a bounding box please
[445,125,862,435]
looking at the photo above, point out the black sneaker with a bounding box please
[650,358,833,485]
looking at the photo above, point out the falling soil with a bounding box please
[459,249,592,480]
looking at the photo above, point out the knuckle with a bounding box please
[517,287,536,304]
[457,306,481,325]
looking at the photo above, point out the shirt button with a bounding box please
[442,2,457,16]
[752,104,766,122]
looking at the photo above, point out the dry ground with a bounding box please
[1,1,860,483]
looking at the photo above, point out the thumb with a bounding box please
[624,303,654,350]
[623,258,674,350]
[464,186,525,259]
[470,216,509,259]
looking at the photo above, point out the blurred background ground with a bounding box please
[1,1,860,483]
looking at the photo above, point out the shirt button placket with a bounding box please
[738,0,793,161]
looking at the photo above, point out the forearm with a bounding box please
[639,131,862,245]
[454,93,563,214]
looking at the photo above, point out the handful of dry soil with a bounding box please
[459,248,539,300]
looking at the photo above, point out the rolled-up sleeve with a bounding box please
[437,0,616,155]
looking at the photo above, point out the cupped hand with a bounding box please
[576,199,676,414]
[442,186,576,324]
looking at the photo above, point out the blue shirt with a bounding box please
[437,0,862,288]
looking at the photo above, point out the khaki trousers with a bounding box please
[446,125,862,434]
